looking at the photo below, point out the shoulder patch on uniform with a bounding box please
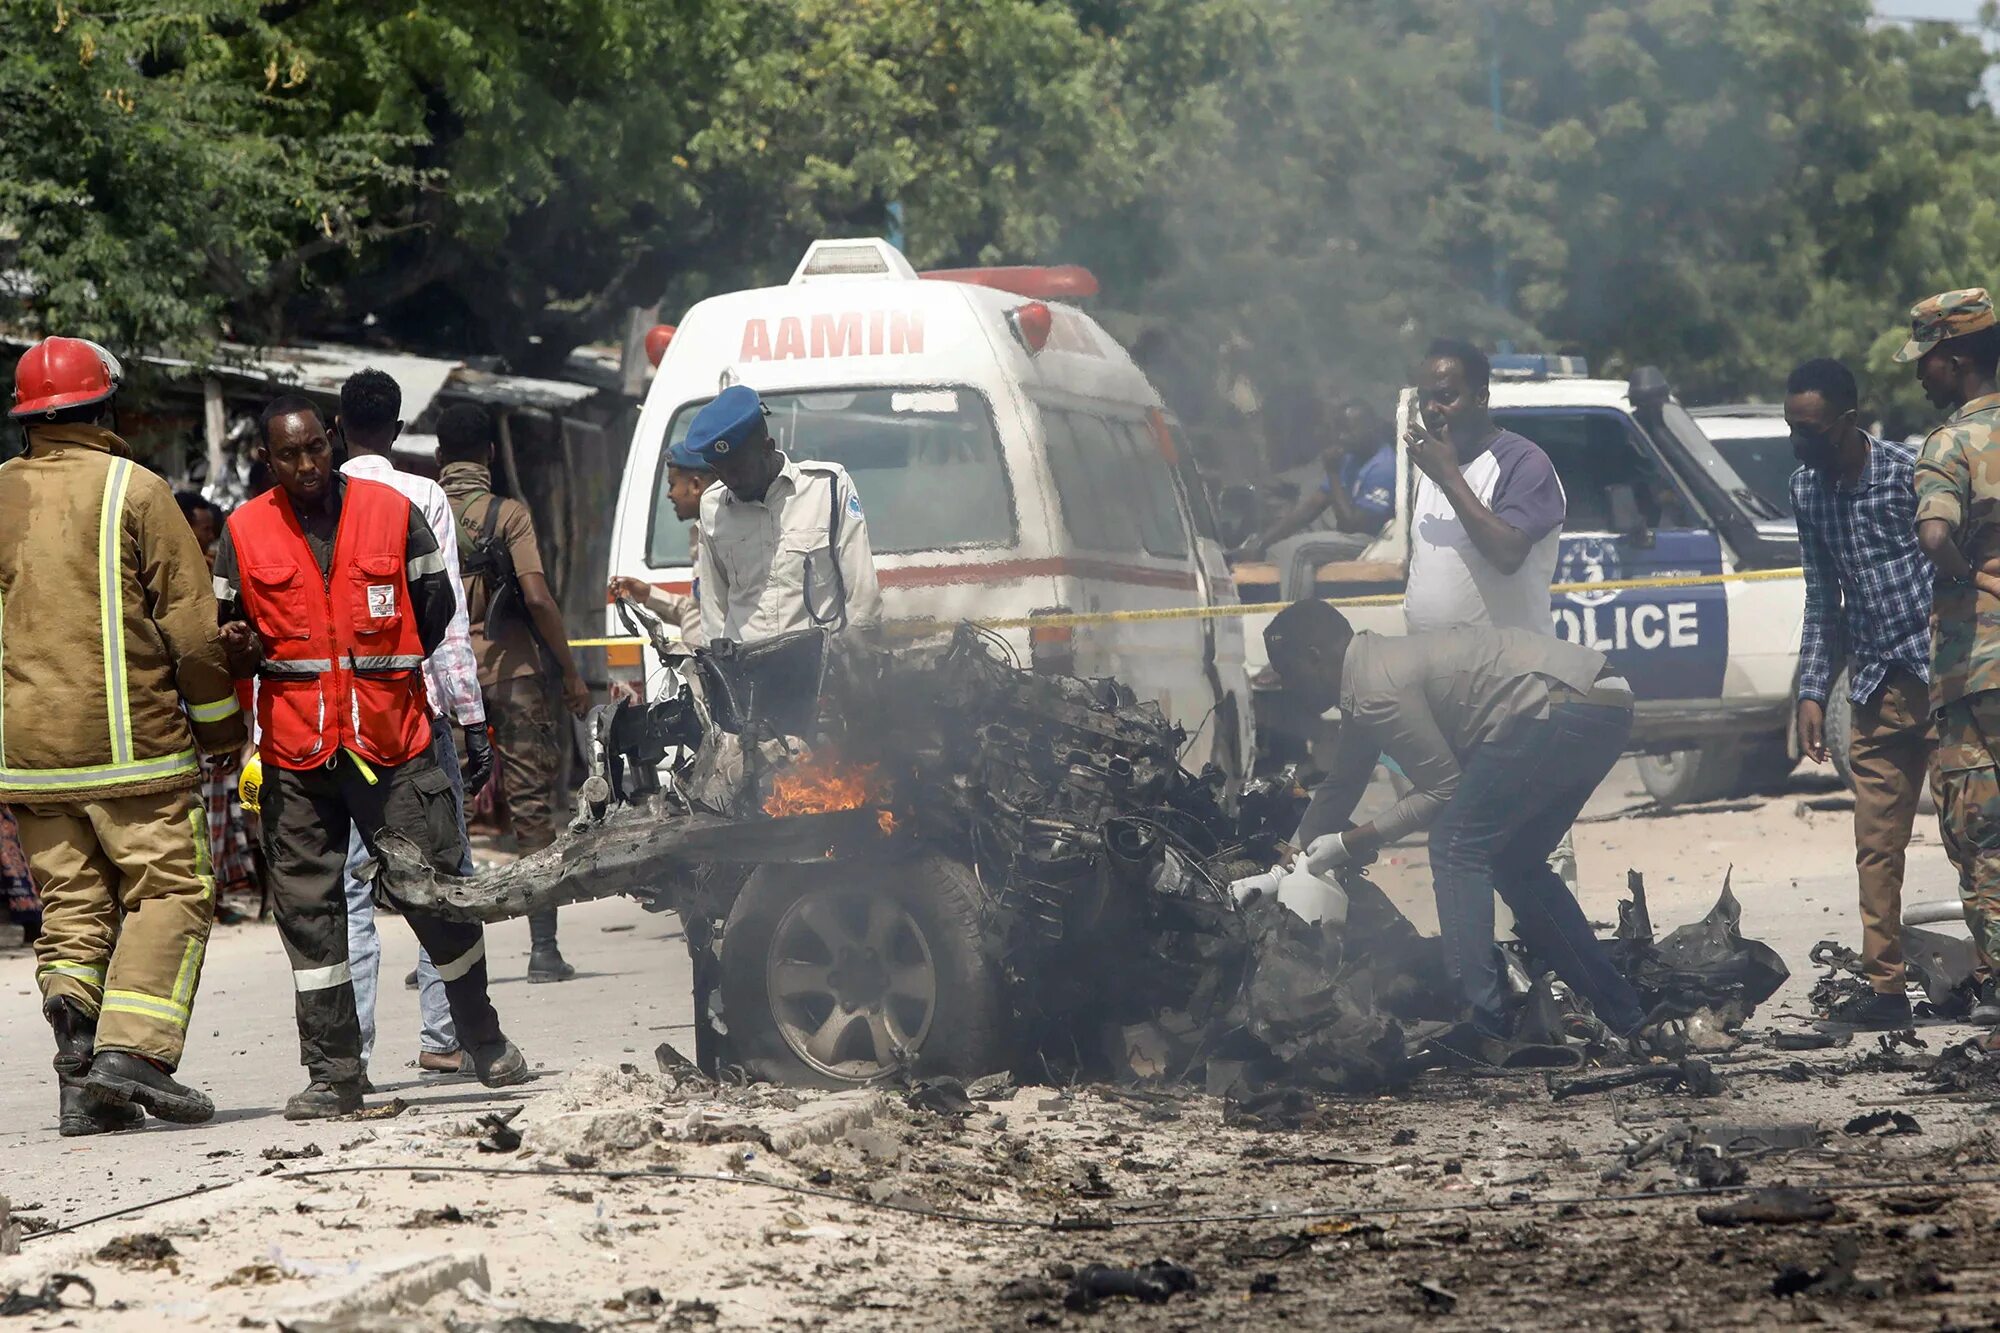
[847,492,863,518]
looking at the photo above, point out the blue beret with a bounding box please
[671,385,766,468]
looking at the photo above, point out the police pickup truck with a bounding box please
[1237,357,1808,806]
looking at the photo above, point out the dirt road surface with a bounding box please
[4,760,1998,1330]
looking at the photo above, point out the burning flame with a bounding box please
[764,754,886,819]
[878,809,897,836]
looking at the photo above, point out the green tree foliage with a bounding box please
[0,1,1248,375]
[7,0,2000,439]
[0,1,418,356]
[1083,0,2000,452]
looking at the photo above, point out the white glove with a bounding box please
[1303,832,1352,877]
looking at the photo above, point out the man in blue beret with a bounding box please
[687,385,881,645]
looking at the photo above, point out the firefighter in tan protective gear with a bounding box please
[0,336,246,1135]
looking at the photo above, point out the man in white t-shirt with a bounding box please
[1403,337,1578,900]
[1404,338,1568,634]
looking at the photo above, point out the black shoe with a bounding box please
[527,946,575,984]
[84,1051,215,1124]
[467,1038,531,1088]
[1971,979,2000,1026]
[283,1080,364,1121]
[58,1075,143,1137]
[404,968,420,991]
[1817,988,1914,1033]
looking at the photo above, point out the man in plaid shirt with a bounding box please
[1789,358,1936,1032]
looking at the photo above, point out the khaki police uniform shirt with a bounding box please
[1306,627,1623,845]
[1914,391,2000,710]
[693,454,882,646]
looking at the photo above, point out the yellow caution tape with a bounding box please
[571,565,1805,644]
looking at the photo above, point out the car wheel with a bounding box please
[719,855,1005,1089]
[1636,745,1739,807]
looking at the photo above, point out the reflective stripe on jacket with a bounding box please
[0,424,244,802]
[228,477,432,770]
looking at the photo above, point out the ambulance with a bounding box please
[1237,358,1810,806]
[606,238,1253,775]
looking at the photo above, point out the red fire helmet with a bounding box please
[10,336,124,420]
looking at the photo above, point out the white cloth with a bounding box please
[695,453,882,646]
[341,452,486,725]
[1405,452,1562,636]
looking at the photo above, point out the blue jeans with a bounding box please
[344,724,473,1064]
[1429,702,1644,1035]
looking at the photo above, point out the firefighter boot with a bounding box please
[45,1000,142,1137]
[85,1051,215,1125]
[526,910,575,983]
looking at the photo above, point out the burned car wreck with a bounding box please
[377,603,1787,1093]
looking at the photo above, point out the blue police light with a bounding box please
[1489,353,1590,381]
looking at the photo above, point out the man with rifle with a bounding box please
[437,404,592,983]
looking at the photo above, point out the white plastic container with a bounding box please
[1229,866,1349,929]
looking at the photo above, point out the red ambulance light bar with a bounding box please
[1010,302,1054,354]
[644,324,676,367]
[921,265,1100,300]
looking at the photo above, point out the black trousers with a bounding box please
[262,747,502,1083]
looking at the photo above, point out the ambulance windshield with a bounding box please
[647,386,1016,565]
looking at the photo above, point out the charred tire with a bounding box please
[719,855,1006,1089]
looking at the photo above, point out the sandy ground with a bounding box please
[2,758,1996,1330]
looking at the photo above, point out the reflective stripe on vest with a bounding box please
[98,458,136,765]
[0,748,198,794]
[226,479,432,770]
[258,659,335,679]
[187,694,242,724]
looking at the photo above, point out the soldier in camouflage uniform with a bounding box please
[1905,288,2000,1024]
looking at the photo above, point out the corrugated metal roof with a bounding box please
[157,343,460,420]
[6,333,608,417]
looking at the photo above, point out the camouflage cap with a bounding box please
[1894,288,1996,363]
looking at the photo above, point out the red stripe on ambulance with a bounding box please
[641,556,1198,601]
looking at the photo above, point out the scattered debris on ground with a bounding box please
[1697,1188,1838,1228]
[0,1273,93,1316]
[92,1233,177,1270]
[260,1143,323,1162]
